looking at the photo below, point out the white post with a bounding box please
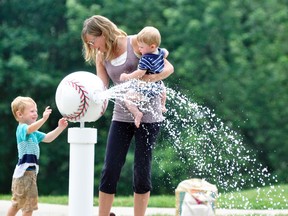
[67,127,97,216]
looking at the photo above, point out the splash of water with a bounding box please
[160,88,288,209]
[101,80,288,209]
[97,80,151,105]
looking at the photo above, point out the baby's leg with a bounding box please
[161,90,167,113]
[124,91,143,128]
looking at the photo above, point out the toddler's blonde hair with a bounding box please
[137,26,161,47]
[11,96,36,121]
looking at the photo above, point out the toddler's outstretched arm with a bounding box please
[43,118,68,143]
[27,106,52,134]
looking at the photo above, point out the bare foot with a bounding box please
[134,112,143,128]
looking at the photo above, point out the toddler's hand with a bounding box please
[59,118,68,129]
[43,106,52,120]
[120,73,129,81]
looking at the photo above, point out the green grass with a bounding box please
[217,184,288,209]
[1,184,288,209]
[0,194,175,207]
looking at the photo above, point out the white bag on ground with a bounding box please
[175,178,218,216]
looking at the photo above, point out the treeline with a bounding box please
[0,0,287,195]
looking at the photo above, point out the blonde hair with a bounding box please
[11,96,36,121]
[81,15,127,63]
[137,26,161,47]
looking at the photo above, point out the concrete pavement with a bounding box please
[0,201,174,216]
[1,200,288,216]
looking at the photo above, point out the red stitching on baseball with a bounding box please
[64,80,89,121]
[100,99,108,116]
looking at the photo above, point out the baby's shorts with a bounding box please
[11,171,38,212]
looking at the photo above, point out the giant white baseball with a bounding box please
[55,71,108,122]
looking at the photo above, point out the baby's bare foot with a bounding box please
[135,112,143,128]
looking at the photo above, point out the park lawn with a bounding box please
[217,184,288,209]
[1,184,287,209]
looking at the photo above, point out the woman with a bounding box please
[81,15,174,216]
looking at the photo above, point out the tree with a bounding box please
[1,0,287,196]
[164,0,288,183]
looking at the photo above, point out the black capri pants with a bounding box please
[99,120,161,194]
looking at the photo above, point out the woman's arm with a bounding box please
[96,51,110,88]
[141,59,174,82]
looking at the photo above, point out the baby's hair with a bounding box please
[11,96,36,121]
[137,26,161,47]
